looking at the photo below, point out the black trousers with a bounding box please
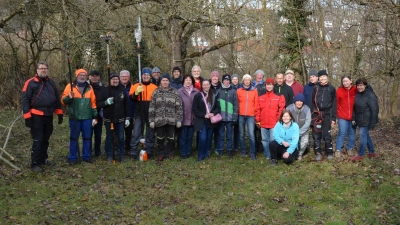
[124,118,133,154]
[312,112,333,155]
[156,124,176,157]
[269,140,298,165]
[30,115,53,167]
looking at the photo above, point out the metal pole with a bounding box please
[135,16,142,84]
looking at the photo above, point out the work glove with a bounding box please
[25,118,33,128]
[105,97,114,106]
[176,121,182,128]
[92,119,98,127]
[352,121,356,126]
[68,91,75,99]
[125,119,130,128]
[150,122,155,129]
[256,122,261,129]
[135,85,143,95]
[58,114,63,124]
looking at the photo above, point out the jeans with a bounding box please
[179,125,195,157]
[124,118,133,154]
[239,116,256,155]
[335,118,356,151]
[197,123,213,160]
[104,121,125,160]
[68,119,92,162]
[91,117,103,156]
[130,117,155,156]
[358,126,375,156]
[261,128,274,158]
[30,115,53,167]
[218,121,233,154]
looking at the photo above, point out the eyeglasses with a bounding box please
[37,68,48,70]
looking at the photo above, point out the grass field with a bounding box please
[1,112,399,224]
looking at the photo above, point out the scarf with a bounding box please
[184,85,193,94]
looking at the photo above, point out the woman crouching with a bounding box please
[269,110,300,166]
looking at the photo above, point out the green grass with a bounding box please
[1,112,399,224]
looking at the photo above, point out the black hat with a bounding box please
[317,70,328,77]
[110,73,120,80]
[89,70,100,76]
[161,73,170,82]
[172,66,181,74]
[222,74,231,83]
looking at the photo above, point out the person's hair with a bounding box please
[355,77,368,86]
[275,72,284,78]
[120,70,130,76]
[279,110,294,123]
[191,65,201,73]
[182,74,195,85]
[37,61,48,69]
[202,79,213,104]
[341,74,351,86]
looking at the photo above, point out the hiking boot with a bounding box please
[157,155,164,162]
[327,154,333,160]
[315,153,322,161]
[83,158,93,164]
[335,151,341,158]
[298,155,302,161]
[250,154,256,160]
[32,165,43,172]
[228,151,233,158]
[44,160,55,167]
[240,151,247,157]
[346,149,354,157]
[169,155,174,160]
[351,155,364,161]
[130,154,138,160]
[367,153,378,158]
[270,159,277,166]
[68,160,77,166]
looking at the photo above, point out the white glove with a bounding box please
[105,97,114,105]
[176,121,182,128]
[150,122,155,129]
[92,119,98,127]
[352,121,356,126]
[125,119,130,128]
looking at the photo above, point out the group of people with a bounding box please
[22,61,379,172]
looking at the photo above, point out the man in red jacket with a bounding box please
[255,78,286,159]
[285,69,304,97]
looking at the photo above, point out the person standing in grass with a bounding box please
[269,110,300,166]
[237,74,258,160]
[178,74,199,159]
[149,74,183,161]
[170,66,183,90]
[286,93,311,160]
[192,80,221,162]
[216,74,238,158]
[255,78,285,160]
[335,75,357,158]
[22,61,63,172]
[230,74,240,154]
[351,78,379,162]
[192,65,204,92]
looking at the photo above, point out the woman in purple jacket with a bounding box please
[178,75,200,159]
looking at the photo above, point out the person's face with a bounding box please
[89,74,100,84]
[357,83,366,92]
[285,73,294,83]
[319,75,328,85]
[282,112,291,124]
[184,77,193,87]
[77,73,87,83]
[202,81,211,92]
[222,79,230,87]
[192,68,201,78]
[243,78,251,86]
[36,65,48,78]
[342,77,352,89]
[266,83,274,92]
[173,70,180,78]
[110,77,119,86]
[142,73,151,82]
[211,76,219,84]
[309,75,318,84]
[275,74,284,85]
[231,77,239,85]
[295,101,304,109]
[160,78,170,89]
[255,73,263,82]
[152,71,161,80]
[120,72,130,85]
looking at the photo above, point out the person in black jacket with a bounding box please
[22,61,63,172]
[101,73,130,162]
[88,70,107,157]
[351,78,379,161]
[273,72,294,107]
[311,70,336,161]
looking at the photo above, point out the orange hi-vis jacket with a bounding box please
[61,82,97,120]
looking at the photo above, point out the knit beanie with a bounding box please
[309,70,318,77]
[161,73,170,82]
[222,74,231,83]
[318,70,328,77]
[254,69,265,77]
[231,74,239,80]
[242,74,252,82]
[75,69,88,77]
[293,93,306,103]
[110,73,120,80]
[210,70,220,78]
[142,68,152,76]
[172,66,181,74]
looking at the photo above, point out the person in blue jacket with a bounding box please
[269,110,300,166]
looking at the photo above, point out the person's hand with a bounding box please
[282,141,290,147]
[92,119,98,127]
[150,122,155,129]
[58,114,63,124]
[352,121,356,126]
[283,152,290,159]
[25,118,33,128]
[135,85,143,95]
[176,121,182,128]
[209,113,214,117]
[125,119,130,128]
[105,97,114,105]
[68,91,75,99]
[256,122,261,129]
[205,114,210,119]
[331,120,336,126]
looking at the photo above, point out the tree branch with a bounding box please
[0,0,35,28]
